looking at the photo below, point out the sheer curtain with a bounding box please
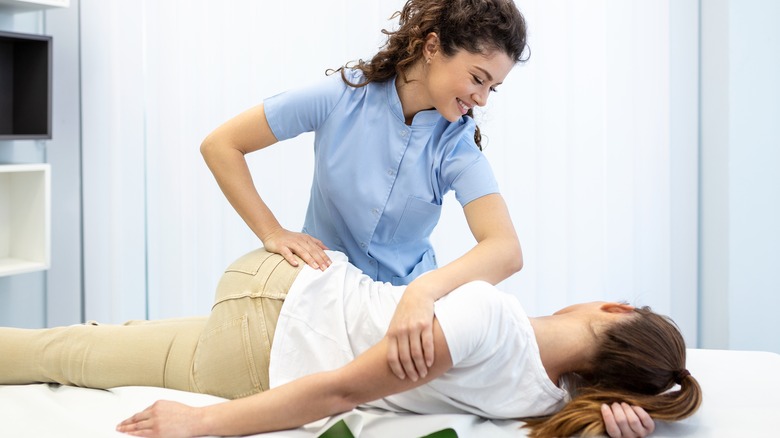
[81,0,699,344]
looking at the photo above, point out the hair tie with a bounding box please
[674,369,690,384]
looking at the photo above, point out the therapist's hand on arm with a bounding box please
[386,193,522,381]
[200,104,330,270]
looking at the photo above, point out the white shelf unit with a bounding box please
[0,0,68,12]
[0,163,50,276]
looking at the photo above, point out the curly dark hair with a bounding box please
[329,0,529,149]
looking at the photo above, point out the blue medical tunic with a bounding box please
[264,69,499,284]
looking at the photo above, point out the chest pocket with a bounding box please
[391,196,442,243]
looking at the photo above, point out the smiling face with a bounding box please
[426,47,515,122]
[398,33,516,123]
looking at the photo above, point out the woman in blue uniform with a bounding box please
[202,0,526,383]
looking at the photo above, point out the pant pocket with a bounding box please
[191,314,263,399]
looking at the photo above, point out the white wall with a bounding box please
[76,0,702,353]
[80,0,148,322]
[700,0,780,353]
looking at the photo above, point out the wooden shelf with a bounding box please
[0,163,50,277]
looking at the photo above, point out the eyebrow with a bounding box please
[474,66,501,85]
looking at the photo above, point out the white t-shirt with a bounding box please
[268,251,567,419]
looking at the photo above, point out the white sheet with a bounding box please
[1,349,778,437]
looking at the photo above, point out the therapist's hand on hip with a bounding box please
[263,227,331,271]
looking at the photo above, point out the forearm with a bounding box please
[414,235,522,300]
[457,193,523,284]
[200,104,284,241]
[409,194,522,300]
[196,372,354,436]
[201,144,282,240]
[197,327,452,436]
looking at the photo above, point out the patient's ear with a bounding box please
[600,302,635,314]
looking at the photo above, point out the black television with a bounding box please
[0,30,52,140]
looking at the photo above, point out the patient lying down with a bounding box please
[0,249,701,437]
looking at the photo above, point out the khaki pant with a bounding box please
[0,248,302,400]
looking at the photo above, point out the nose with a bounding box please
[472,88,489,107]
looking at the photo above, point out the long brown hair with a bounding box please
[329,0,528,149]
[525,307,703,437]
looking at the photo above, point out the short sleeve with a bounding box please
[263,73,350,141]
[449,150,500,206]
[434,281,503,366]
[436,121,500,207]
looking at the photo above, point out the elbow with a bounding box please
[326,394,358,417]
[324,371,362,415]
[509,250,523,275]
[338,381,371,411]
[481,236,522,280]
[338,394,362,414]
[200,133,239,169]
[505,239,523,275]
[199,133,217,160]
[511,254,523,274]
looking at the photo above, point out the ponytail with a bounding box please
[524,376,702,437]
[524,306,703,437]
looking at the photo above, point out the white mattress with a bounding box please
[1,348,778,437]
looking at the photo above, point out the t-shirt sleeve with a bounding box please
[433,281,503,367]
[263,73,349,141]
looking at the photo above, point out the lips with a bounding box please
[457,98,471,115]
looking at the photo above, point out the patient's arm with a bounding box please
[117,318,454,437]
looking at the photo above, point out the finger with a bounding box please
[611,401,627,421]
[122,425,155,437]
[611,402,629,437]
[620,402,643,435]
[117,418,152,435]
[303,242,331,270]
[289,244,320,270]
[293,238,331,270]
[278,247,300,267]
[118,409,150,427]
[631,405,656,435]
[396,333,419,381]
[318,247,332,268]
[386,337,405,379]
[305,234,329,252]
[421,325,435,368]
[601,403,621,438]
[409,329,428,379]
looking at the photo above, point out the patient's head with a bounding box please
[589,306,692,395]
[527,305,703,437]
